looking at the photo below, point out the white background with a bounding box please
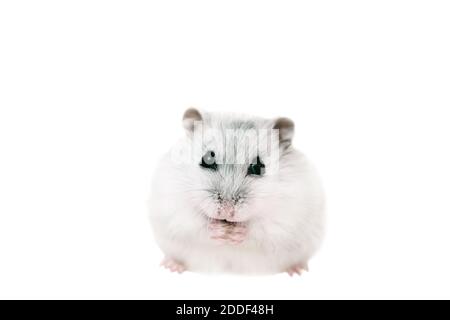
[1,1,449,299]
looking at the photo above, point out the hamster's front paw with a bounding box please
[208,219,247,245]
[160,257,186,273]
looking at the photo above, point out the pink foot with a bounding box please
[160,257,185,273]
[286,263,309,277]
[208,219,247,245]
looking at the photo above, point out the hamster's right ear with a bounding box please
[273,117,295,148]
[182,107,203,134]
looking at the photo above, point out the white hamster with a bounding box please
[149,108,325,275]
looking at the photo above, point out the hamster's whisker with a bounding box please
[182,188,212,194]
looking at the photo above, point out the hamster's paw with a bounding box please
[286,263,309,277]
[160,257,185,273]
[208,220,247,245]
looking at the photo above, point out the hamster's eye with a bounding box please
[200,150,217,170]
[247,156,265,176]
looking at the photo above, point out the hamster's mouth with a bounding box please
[209,217,234,224]
[197,207,248,223]
[206,216,248,224]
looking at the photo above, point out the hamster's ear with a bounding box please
[273,117,295,147]
[182,107,202,133]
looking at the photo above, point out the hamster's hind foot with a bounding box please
[160,257,186,273]
[285,262,309,277]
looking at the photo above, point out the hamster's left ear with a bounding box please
[273,117,295,147]
[182,107,203,133]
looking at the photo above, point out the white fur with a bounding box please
[149,110,325,274]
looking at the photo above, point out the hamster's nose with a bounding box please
[218,200,235,218]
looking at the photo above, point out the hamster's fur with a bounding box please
[149,108,325,275]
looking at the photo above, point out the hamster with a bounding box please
[149,108,325,275]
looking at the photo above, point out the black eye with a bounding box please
[247,156,265,176]
[200,151,217,170]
